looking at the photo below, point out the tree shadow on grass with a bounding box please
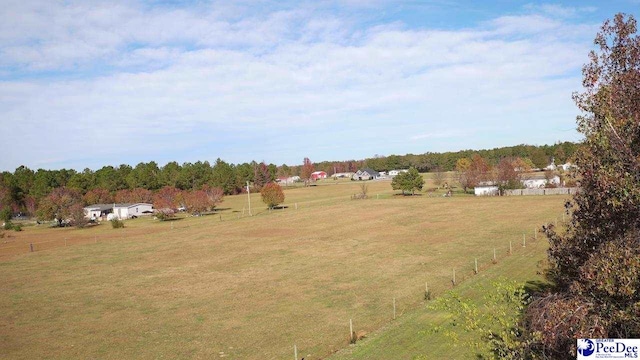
[523,280,555,296]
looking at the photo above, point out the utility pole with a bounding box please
[247,181,252,216]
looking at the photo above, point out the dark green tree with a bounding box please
[211,158,238,195]
[391,168,424,195]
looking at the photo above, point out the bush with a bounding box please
[12,224,22,232]
[260,183,285,209]
[110,218,125,228]
[154,208,176,221]
[2,220,13,230]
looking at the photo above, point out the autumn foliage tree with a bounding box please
[183,185,224,214]
[152,186,183,210]
[253,162,271,190]
[114,188,153,203]
[300,157,315,186]
[456,155,491,193]
[525,14,640,359]
[260,182,285,209]
[83,188,113,205]
[37,187,86,227]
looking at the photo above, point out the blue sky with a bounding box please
[0,1,638,171]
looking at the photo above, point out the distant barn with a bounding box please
[311,171,327,180]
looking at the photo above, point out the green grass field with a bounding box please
[0,178,567,359]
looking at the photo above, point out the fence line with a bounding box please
[2,208,568,360]
[504,187,579,196]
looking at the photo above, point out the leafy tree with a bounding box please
[253,162,271,190]
[0,185,11,217]
[201,185,224,208]
[432,167,447,188]
[277,164,291,178]
[183,190,210,215]
[183,185,223,214]
[391,168,424,195]
[95,166,121,192]
[300,157,315,186]
[455,158,472,193]
[468,154,491,187]
[37,187,86,227]
[428,280,533,359]
[212,158,239,195]
[153,186,183,210]
[83,188,113,205]
[67,168,96,193]
[24,196,37,216]
[127,162,160,190]
[260,182,285,209]
[526,14,640,359]
[495,158,522,190]
[267,163,278,180]
[160,161,182,188]
[114,188,153,203]
[32,169,60,200]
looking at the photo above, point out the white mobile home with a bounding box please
[84,203,154,220]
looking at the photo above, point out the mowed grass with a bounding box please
[0,179,567,359]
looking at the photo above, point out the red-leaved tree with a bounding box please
[37,187,87,227]
[83,188,113,205]
[260,182,285,209]
[153,186,183,210]
[115,188,153,204]
[301,157,315,186]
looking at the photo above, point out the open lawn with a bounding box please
[0,179,567,359]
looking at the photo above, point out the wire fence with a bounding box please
[0,199,568,360]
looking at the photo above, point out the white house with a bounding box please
[84,203,154,220]
[113,203,154,219]
[332,172,354,179]
[474,182,499,196]
[560,162,577,171]
[389,169,409,176]
[84,204,113,219]
[352,168,380,181]
[276,176,301,185]
[521,175,561,188]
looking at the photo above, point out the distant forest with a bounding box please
[0,142,578,215]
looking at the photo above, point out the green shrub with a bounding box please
[12,224,22,232]
[2,221,13,230]
[110,218,125,229]
[154,208,176,221]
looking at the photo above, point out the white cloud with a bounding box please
[0,1,598,170]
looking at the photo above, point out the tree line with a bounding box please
[0,142,578,218]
